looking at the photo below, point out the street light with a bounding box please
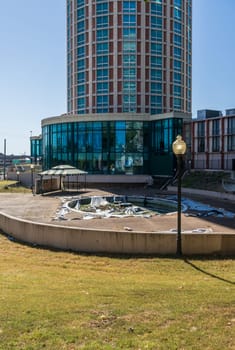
[16,171,20,184]
[172,135,187,256]
[30,164,35,194]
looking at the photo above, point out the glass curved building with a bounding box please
[39,0,192,176]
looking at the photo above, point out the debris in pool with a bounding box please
[192,228,213,233]
[124,226,133,231]
[54,195,234,221]
[167,196,235,218]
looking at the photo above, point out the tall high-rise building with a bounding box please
[67,0,192,115]
[37,0,192,176]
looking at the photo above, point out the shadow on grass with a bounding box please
[184,258,235,285]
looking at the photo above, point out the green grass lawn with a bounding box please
[0,233,234,350]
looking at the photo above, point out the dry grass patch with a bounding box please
[0,180,30,193]
[0,233,234,349]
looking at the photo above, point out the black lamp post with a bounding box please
[172,135,187,256]
[30,164,35,194]
[16,171,20,184]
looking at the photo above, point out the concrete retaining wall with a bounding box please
[0,211,234,255]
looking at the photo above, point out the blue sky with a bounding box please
[0,0,234,155]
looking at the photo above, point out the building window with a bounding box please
[123,28,136,38]
[197,122,205,152]
[123,95,136,112]
[77,72,85,83]
[174,34,182,47]
[123,14,136,25]
[97,42,109,54]
[187,78,191,91]
[96,3,108,14]
[212,137,220,152]
[123,68,136,80]
[97,29,109,41]
[212,119,220,136]
[77,46,85,57]
[97,55,109,67]
[174,72,181,84]
[97,68,109,80]
[174,21,182,34]
[174,0,182,8]
[77,59,85,71]
[197,122,205,137]
[97,82,109,93]
[174,59,181,71]
[77,84,85,96]
[151,43,162,55]
[77,8,84,20]
[97,95,108,107]
[151,3,162,15]
[173,85,181,96]
[123,81,136,91]
[174,8,181,20]
[188,41,192,53]
[211,119,220,152]
[123,55,136,65]
[77,0,84,6]
[151,82,162,94]
[174,47,182,58]
[123,41,136,52]
[173,98,181,110]
[123,94,136,104]
[77,33,85,45]
[77,20,85,33]
[151,56,162,68]
[151,30,162,42]
[151,69,162,81]
[198,138,205,152]
[228,117,235,134]
[151,16,162,29]
[151,95,162,109]
[123,1,136,13]
[96,16,109,28]
[152,118,182,154]
[228,136,235,151]
[77,97,85,113]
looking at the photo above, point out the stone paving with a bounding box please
[0,187,234,234]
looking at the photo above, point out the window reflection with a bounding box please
[43,120,154,174]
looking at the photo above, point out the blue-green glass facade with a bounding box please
[42,117,184,175]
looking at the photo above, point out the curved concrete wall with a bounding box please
[0,211,234,255]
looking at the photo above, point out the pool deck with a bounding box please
[0,187,234,234]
